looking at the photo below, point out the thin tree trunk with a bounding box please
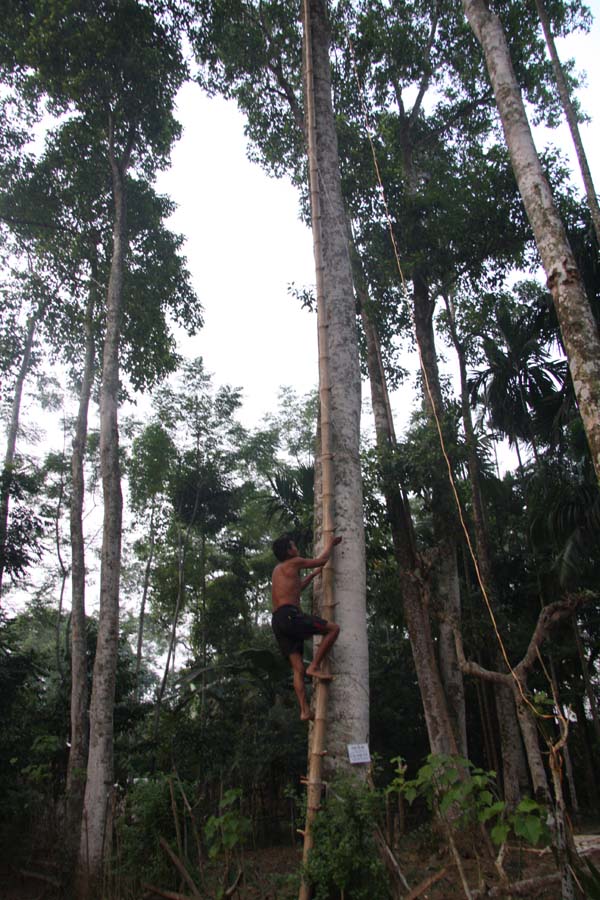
[463,0,600,485]
[65,285,96,872]
[444,291,525,804]
[135,499,156,698]
[573,619,600,749]
[412,273,467,755]
[305,0,368,769]
[545,654,579,819]
[534,0,600,244]
[154,485,202,747]
[0,307,39,599]
[356,274,457,756]
[55,448,68,677]
[513,680,551,805]
[476,678,497,774]
[77,127,129,898]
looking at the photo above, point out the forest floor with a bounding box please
[3,836,600,898]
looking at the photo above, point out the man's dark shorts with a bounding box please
[271,604,329,658]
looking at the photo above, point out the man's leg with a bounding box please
[289,652,313,721]
[306,622,340,680]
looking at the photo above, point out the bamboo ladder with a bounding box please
[299,0,336,897]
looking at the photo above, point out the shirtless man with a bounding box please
[271,533,341,721]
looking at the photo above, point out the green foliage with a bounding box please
[489,797,550,848]
[304,777,389,900]
[392,755,551,849]
[0,462,46,582]
[115,775,178,888]
[205,788,251,860]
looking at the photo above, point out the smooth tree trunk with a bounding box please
[65,285,96,868]
[534,0,600,244]
[306,0,369,771]
[54,456,68,676]
[0,306,39,599]
[77,131,129,898]
[463,0,600,485]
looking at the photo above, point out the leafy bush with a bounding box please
[205,788,251,860]
[115,775,177,890]
[303,776,389,900]
[389,754,550,848]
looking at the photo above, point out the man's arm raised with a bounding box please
[300,567,323,590]
[293,536,342,570]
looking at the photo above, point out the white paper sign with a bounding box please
[347,743,371,764]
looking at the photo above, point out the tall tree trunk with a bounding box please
[548,655,579,818]
[444,291,526,804]
[76,132,128,898]
[0,306,39,599]
[54,454,68,676]
[65,284,96,869]
[412,273,467,755]
[534,0,600,244]
[462,0,600,485]
[355,269,457,756]
[307,0,368,770]
[494,671,530,807]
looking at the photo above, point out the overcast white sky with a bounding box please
[150,8,600,437]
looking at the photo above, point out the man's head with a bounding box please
[272,534,297,562]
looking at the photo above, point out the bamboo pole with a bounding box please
[299,0,336,896]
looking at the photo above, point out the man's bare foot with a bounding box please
[300,709,315,721]
[306,667,333,681]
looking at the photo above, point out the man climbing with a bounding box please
[271,533,341,721]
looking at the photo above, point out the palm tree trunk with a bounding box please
[65,284,96,871]
[76,128,128,898]
[462,0,600,486]
[534,0,600,244]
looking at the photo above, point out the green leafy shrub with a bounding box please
[115,775,177,890]
[205,788,251,860]
[390,754,550,848]
[303,776,389,900]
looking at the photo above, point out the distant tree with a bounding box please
[1,1,189,891]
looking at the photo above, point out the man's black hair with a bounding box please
[272,534,294,562]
